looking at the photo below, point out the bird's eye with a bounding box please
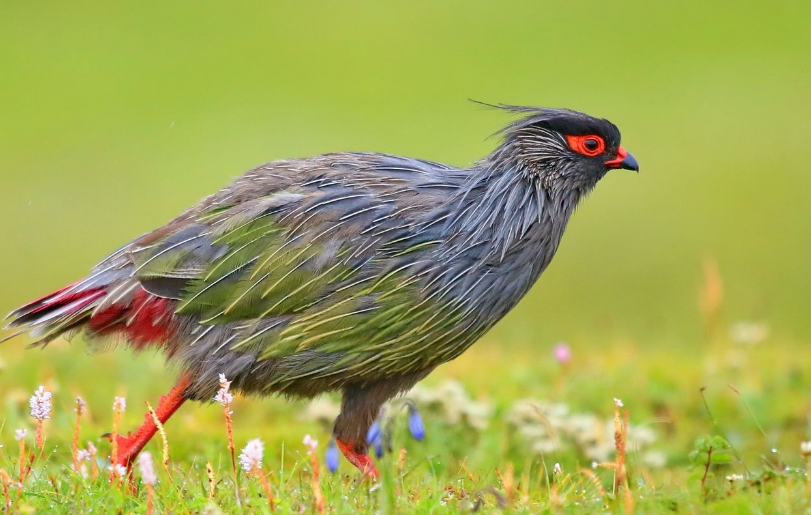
[565,134,605,157]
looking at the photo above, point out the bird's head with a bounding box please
[487,105,638,196]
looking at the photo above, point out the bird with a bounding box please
[2,105,638,477]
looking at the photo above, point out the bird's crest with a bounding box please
[469,100,621,147]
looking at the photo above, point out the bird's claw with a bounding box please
[335,439,380,480]
[102,431,138,467]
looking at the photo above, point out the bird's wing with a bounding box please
[124,153,476,381]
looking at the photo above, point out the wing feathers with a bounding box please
[65,152,478,381]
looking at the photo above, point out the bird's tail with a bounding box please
[3,281,108,347]
[4,268,178,350]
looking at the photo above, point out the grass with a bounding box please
[2,282,811,514]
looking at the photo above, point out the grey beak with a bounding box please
[619,152,639,172]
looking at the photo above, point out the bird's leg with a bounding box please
[108,372,191,468]
[334,384,390,479]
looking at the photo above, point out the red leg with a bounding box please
[336,439,379,479]
[109,373,191,467]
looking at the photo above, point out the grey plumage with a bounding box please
[3,105,637,472]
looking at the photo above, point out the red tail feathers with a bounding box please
[4,282,176,348]
[88,289,176,347]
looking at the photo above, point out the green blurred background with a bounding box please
[1,1,810,382]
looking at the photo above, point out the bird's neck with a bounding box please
[443,161,582,264]
[420,162,583,344]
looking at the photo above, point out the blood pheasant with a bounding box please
[3,106,638,476]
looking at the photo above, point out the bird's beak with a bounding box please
[604,147,639,172]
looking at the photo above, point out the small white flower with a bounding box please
[76,449,91,462]
[729,321,769,346]
[113,396,126,413]
[87,441,97,455]
[801,441,811,457]
[109,464,127,478]
[14,429,27,441]
[303,434,318,455]
[138,452,157,485]
[29,386,52,421]
[613,398,624,408]
[76,396,87,414]
[725,474,744,482]
[239,438,264,473]
[553,462,562,475]
[214,373,234,407]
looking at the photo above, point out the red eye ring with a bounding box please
[566,134,605,157]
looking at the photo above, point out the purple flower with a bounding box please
[553,342,571,365]
[366,420,381,447]
[407,405,425,441]
[367,420,384,457]
[373,440,384,458]
[325,439,339,473]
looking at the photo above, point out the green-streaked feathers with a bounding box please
[127,157,479,386]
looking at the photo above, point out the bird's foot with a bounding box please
[103,373,191,469]
[99,431,141,493]
[104,431,141,468]
[336,439,379,479]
